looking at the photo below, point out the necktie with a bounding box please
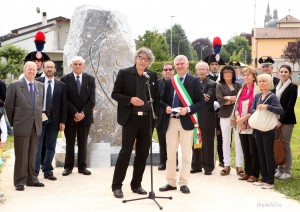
[172,77,183,113]
[76,75,81,94]
[46,80,52,113]
[29,83,34,105]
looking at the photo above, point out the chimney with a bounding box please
[42,12,47,26]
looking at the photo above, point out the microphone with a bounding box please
[143,72,150,79]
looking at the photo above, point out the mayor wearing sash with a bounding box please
[159,55,204,194]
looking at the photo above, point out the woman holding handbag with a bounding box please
[216,66,243,176]
[274,65,298,180]
[250,74,283,189]
[233,67,260,182]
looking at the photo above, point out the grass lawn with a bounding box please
[273,98,300,201]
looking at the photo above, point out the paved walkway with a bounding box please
[0,149,299,212]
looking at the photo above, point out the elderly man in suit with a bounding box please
[111,47,160,198]
[5,61,45,191]
[60,56,95,177]
[191,61,216,175]
[159,55,204,194]
[35,60,67,180]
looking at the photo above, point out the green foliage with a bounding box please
[220,48,231,63]
[222,36,251,64]
[165,24,193,60]
[137,30,170,61]
[0,45,27,78]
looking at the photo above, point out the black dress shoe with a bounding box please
[27,182,45,187]
[62,169,72,176]
[132,187,147,195]
[176,166,179,172]
[158,164,166,171]
[190,169,202,174]
[180,185,190,194]
[113,189,124,198]
[78,168,91,175]
[204,171,212,175]
[159,184,177,192]
[15,185,25,191]
[44,173,57,181]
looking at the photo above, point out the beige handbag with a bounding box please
[248,95,278,132]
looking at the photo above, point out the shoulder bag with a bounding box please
[248,94,278,132]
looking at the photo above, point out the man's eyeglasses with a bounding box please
[138,56,149,62]
[163,68,173,72]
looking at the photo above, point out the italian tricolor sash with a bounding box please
[171,74,202,149]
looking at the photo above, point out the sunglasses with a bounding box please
[163,68,173,72]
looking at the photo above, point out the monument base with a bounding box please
[55,138,160,167]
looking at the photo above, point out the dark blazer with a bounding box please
[278,83,298,124]
[216,82,241,118]
[161,74,204,132]
[198,77,216,129]
[5,78,44,136]
[60,72,95,125]
[0,80,6,107]
[36,77,67,130]
[111,65,160,127]
[155,78,166,128]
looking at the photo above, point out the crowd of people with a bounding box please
[0,35,298,199]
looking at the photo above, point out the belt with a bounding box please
[171,116,180,119]
[132,111,149,116]
[43,111,52,116]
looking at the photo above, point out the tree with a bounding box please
[0,45,27,78]
[137,30,170,61]
[165,24,192,60]
[191,38,213,60]
[222,36,251,64]
[283,40,300,71]
[240,32,252,46]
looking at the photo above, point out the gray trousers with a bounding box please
[278,124,294,174]
[14,125,39,187]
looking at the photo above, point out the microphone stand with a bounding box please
[123,77,172,210]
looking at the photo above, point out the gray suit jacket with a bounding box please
[5,78,44,136]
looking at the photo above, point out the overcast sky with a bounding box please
[0,0,299,43]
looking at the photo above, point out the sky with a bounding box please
[0,0,299,44]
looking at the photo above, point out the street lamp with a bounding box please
[170,16,175,59]
[200,45,208,60]
[178,37,188,55]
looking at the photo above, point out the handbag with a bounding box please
[248,94,278,132]
[274,128,286,165]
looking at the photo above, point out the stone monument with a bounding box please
[63,5,136,146]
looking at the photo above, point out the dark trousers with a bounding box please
[156,124,167,165]
[35,117,59,175]
[64,123,91,170]
[254,130,275,185]
[192,128,215,172]
[216,116,224,164]
[239,134,260,178]
[14,125,39,187]
[112,114,151,191]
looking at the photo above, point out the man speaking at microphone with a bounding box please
[111,47,160,198]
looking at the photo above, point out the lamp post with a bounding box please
[200,45,208,60]
[178,37,188,55]
[170,16,175,59]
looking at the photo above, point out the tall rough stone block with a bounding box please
[63,5,136,145]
